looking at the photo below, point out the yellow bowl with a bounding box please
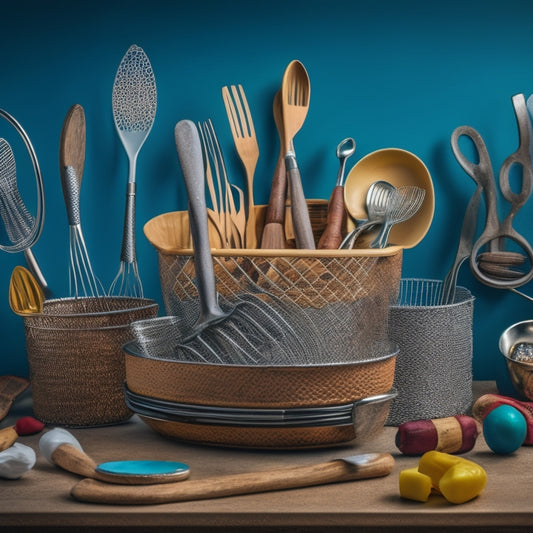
[344,148,435,249]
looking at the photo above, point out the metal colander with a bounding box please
[387,278,475,425]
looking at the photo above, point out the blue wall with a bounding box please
[2,0,533,393]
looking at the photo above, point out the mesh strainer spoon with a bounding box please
[339,180,396,249]
[370,186,426,248]
[109,44,157,298]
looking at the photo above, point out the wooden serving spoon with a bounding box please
[8,265,44,315]
[280,60,315,249]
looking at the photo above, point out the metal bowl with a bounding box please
[499,320,533,400]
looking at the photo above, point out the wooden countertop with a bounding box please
[1,382,532,532]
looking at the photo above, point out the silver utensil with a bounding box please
[370,185,426,248]
[174,119,312,365]
[0,130,49,297]
[440,187,481,305]
[109,44,157,298]
[339,180,395,249]
[61,165,103,298]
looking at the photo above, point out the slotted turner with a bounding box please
[109,44,157,298]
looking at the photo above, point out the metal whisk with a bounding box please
[109,44,157,298]
[61,165,104,298]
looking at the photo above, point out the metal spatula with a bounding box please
[109,44,157,298]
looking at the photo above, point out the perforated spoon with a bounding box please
[109,44,157,298]
[8,266,44,316]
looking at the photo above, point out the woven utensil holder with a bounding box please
[387,279,474,425]
[23,297,158,427]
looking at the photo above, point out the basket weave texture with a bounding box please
[23,297,158,427]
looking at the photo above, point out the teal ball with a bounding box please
[483,405,527,455]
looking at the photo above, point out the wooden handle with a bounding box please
[59,103,86,186]
[52,444,99,479]
[0,427,18,452]
[264,153,287,226]
[318,186,347,249]
[71,453,394,505]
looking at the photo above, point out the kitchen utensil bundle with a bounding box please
[450,93,533,293]
[109,44,157,298]
[172,120,320,366]
[387,278,474,426]
[0,109,48,296]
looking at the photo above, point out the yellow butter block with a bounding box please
[438,461,487,504]
[418,450,463,488]
[399,467,433,502]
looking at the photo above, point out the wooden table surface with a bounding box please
[1,382,532,532]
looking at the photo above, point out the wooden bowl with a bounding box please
[344,148,435,249]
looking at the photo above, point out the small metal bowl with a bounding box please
[499,320,533,400]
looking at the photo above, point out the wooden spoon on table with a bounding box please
[261,91,288,249]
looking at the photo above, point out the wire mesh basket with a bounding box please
[23,297,158,427]
[387,279,475,425]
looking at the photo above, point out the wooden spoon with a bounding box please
[9,265,44,315]
[260,91,288,249]
[280,60,315,249]
[59,104,86,187]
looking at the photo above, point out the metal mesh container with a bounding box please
[387,279,475,425]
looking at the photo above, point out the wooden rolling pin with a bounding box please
[71,452,394,505]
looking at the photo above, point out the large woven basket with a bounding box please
[136,205,403,447]
[23,297,158,427]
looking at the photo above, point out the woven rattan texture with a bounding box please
[125,352,396,409]
[23,297,158,427]
[387,280,474,425]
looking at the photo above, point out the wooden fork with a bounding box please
[222,84,260,248]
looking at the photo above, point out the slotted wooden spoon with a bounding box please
[280,60,314,249]
[9,265,44,315]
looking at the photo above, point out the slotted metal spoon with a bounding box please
[339,181,396,249]
[109,44,157,298]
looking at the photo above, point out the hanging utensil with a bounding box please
[261,91,288,249]
[318,138,356,249]
[109,44,157,298]
[222,84,259,249]
[451,96,533,289]
[280,60,315,249]
[9,266,44,316]
[59,104,85,187]
[0,110,48,296]
[174,120,311,365]
[440,187,482,305]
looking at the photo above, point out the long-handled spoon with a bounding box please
[8,265,44,315]
[109,44,157,298]
[280,60,314,249]
[318,138,356,249]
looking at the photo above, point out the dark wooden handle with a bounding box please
[71,454,394,505]
[263,153,287,226]
[318,186,347,249]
